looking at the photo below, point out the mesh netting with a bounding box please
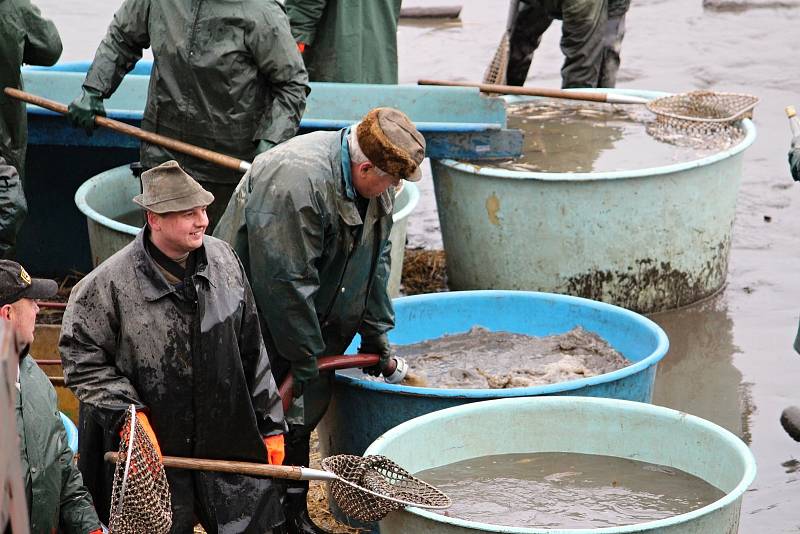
[321,454,451,522]
[483,34,510,86]
[645,90,758,149]
[108,408,172,534]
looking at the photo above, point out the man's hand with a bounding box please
[291,357,319,397]
[120,411,162,461]
[297,42,307,54]
[67,88,106,135]
[359,334,393,377]
[264,434,285,465]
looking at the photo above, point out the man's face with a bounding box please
[148,206,208,257]
[352,162,401,199]
[5,298,39,352]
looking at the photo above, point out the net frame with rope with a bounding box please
[644,90,758,147]
[106,405,450,528]
[321,454,451,522]
[108,406,172,534]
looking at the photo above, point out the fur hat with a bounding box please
[356,108,425,182]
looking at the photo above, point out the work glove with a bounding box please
[119,411,162,461]
[359,334,393,377]
[88,529,103,534]
[255,139,276,154]
[264,434,286,465]
[67,87,106,135]
[297,42,307,54]
[291,356,319,397]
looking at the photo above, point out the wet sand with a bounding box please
[35,0,800,530]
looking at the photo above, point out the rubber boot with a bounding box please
[284,485,331,534]
[780,406,800,441]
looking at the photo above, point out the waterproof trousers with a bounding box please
[508,0,628,89]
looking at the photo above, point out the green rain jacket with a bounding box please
[214,129,395,374]
[0,0,61,174]
[285,0,401,83]
[83,0,309,185]
[16,354,100,534]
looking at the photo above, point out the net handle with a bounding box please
[118,405,138,505]
[104,452,338,481]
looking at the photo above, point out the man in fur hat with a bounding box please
[214,107,424,534]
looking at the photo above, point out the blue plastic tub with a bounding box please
[317,290,668,461]
[366,396,756,533]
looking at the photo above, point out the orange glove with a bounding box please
[264,434,285,465]
[297,42,306,53]
[88,529,103,534]
[120,411,162,461]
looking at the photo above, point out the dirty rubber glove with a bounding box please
[359,334,393,377]
[67,87,106,135]
[789,146,800,181]
[264,434,285,465]
[256,139,276,154]
[291,357,319,397]
[120,411,162,461]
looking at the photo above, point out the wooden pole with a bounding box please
[417,79,649,104]
[4,87,252,173]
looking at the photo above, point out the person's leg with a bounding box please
[559,0,607,88]
[507,0,555,86]
[167,470,199,534]
[598,0,629,87]
[283,371,335,534]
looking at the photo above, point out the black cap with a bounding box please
[0,260,57,307]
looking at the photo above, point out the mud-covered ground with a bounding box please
[38,0,800,530]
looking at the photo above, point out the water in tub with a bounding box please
[416,452,726,529]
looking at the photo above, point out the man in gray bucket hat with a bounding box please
[60,160,288,533]
[214,107,424,534]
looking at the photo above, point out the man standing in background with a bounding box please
[0,0,62,257]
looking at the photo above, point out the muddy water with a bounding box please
[393,326,629,389]
[417,452,725,529]
[35,0,800,530]
[495,101,744,173]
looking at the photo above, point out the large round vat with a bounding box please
[74,165,419,296]
[317,290,668,461]
[430,90,756,313]
[366,396,756,533]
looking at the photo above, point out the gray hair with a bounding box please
[348,125,392,179]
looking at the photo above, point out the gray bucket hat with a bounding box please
[133,160,215,214]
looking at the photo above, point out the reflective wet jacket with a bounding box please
[59,231,286,530]
[214,130,395,370]
[82,0,309,185]
[16,354,100,534]
[285,0,401,83]
[0,0,62,174]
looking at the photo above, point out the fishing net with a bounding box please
[321,454,451,522]
[645,90,758,148]
[483,33,510,86]
[108,406,172,534]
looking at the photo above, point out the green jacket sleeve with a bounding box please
[358,235,396,340]
[57,424,101,534]
[246,2,310,145]
[83,0,150,97]
[20,1,62,66]
[234,249,288,437]
[246,162,326,365]
[284,0,328,46]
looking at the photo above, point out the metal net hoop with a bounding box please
[108,408,172,534]
[321,454,451,522]
[644,90,757,148]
